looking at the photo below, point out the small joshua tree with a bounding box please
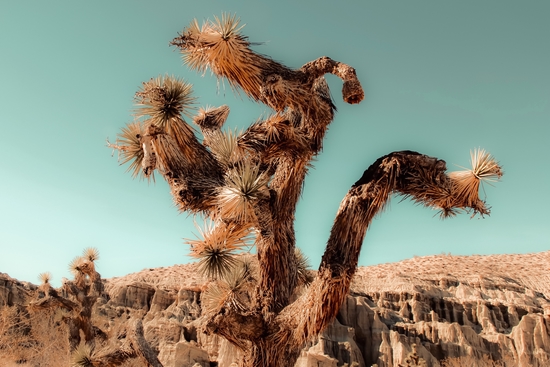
[109,14,503,367]
[30,247,103,349]
[31,248,162,367]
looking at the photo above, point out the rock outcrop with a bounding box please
[0,272,35,306]
[2,252,549,366]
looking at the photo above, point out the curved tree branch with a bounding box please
[299,56,364,104]
[276,150,502,350]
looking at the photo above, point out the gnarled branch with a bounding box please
[277,150,502,348]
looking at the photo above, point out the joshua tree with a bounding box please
[109,14,502,367]
[30,248,162,367]
[30,247,104,350]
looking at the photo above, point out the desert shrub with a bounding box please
[0,306,70,367]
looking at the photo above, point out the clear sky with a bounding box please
[1,1,549,286]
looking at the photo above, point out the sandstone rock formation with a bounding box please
[1,251,549,366]
[0,272,35,307]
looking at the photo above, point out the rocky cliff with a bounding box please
[2,251,549,367]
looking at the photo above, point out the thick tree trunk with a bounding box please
[204,150,499,367]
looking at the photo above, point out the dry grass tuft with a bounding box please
[0,307,70,367]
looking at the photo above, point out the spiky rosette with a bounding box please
[187,221,252,280]
[109,121,152,180]
[134,76,198,163]
[225,257,256,290]
[193,105,230,131]
[38,271,52,285]
[68,256,85,276]
[448,149,503,213]
[202,281,229,313]
[172,14,282,100]
[135,75,195,125]
[196,244,238,280]
[71,343,93,367]
[201,261,253,313]
[217,161,269,222]
[208,129,242,167]
[82,247,99,263]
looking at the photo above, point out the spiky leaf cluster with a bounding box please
[111,76,199,181]
[448,148,503,211]
[217,162,269,223]
[193,105,230,131]
[112,122,147,179]
[68,256,85,277]
[171,13,282,100]
[134,75,195,126]
[71,343,93,367]
[38,271,52,285]
[295,249,314,286]
[202,257,257,313]
[208,129,242,167]
[394,149,502,218]
[187,222,252,280]
[67,247,101,289]
[83,247,100,263]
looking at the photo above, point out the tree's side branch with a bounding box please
[28,295,79,312]
[299,56,364,104]
[203,307,266,349]
[276,150,502,348]
[193,105,230,147]
[240,62,359,312]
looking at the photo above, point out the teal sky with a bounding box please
[1,1,549,287]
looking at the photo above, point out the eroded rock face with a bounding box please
[3,252,550,366]
[0,273,34,306]
[127,252,550,367]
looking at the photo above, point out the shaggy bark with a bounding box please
[200,150,500,366]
